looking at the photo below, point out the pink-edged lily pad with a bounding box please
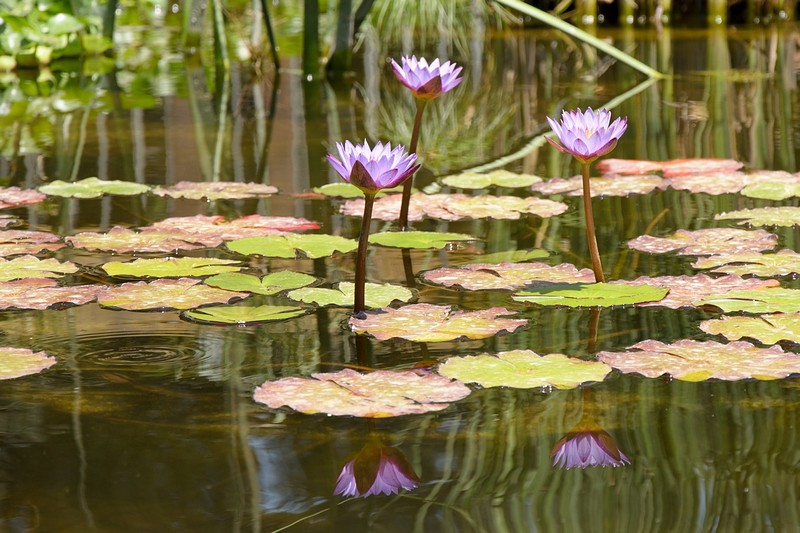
[253,368,471,417]
[700,314,800,344]
[513,282,668,307]
[152,181,278,200]
[437,350,611,389]
[715,206,800,227]
[0,347,56,380]
[595,158,743,177]
[530,175,666,197]
[696,288,800,314]
[0,187,47,209]
[97,277,248,311]
[440,170,542,189]
[627,228,777,256]
[423,262,595,291]
[67,226,214,253]
[0,279,105,310]
[0,255,78,282]
[595,158,664,175]
[0,229,65,257]
[614,274,779,309]
[101,257,242,278]
[597,339,800,381]
[142,214,320,242]
[349,303,527,342]
[665,172,753,195]
[692,249,800,277]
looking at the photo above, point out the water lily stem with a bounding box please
[354,193,376,316]
[399,99,427,229]
[581,163,605,282]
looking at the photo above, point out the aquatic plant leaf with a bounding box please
[0,347,56,381]
[98,278,248,311]
[287,282,414,308]
[312,183,406,198]
[513,282,668,307]
[627,228,777,255]
[0,216,18,229]
[438,350,611,389]
[143,214,320,242]
[0,279,105,310]
[741,176,800,200]
[349,304,526,342]
[342,194,426,221]
[0,187,47,209]
[615,274,779,309]
[253,368,471,417]
[369,231,477,250]
[441,170,542,189]
[595,158,664,175]
[227,234,357,259]
[696,288,800,314]
[152,181,278,200]
[660,158,744,177]
[530,175,666,197]
[204,271,316,295]
[665,172,753,195]
[597,339,800,381]
[462,249,549,264]
[699,314,800,344]
[101,257,242,278]
[182,305,305,325]
[38,177,150,198]
[716,206,800,227]
[47,13,84,34]
[67,226,213,253]
[423,262,595,291]
[0,255,78,282]
[692,249,800,277]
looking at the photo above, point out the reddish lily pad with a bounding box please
[627,228,777,256]
[253,368,471,417]
[97,278,248,311]
[287,282,414,308]
[0,255,78,282]
[143,214,320,242]
[530,175,666,197]
[349,304,527,342]
[153,181,278,200]
[615,274,779,309]
[696,288,800,314]
[597,339,800,381]
[0,187,47,209]
[101,257,242,278]
[67,226,213,253]
[715,206,800,227]
[369,231,477,250]
[0,230,65,257]
[0,347,56,380]
[182,305,305,325]
[699,314,800,344]
[660,158,744,177]
[692,249,800,277]
[0,216,19,228]
[423,262,595,291]
[437,350,611,389]
[513,282,668,307]
[227,234,357,259]
[440,170,542,189]
[0,279,105,310]
[595,158,664,175]
[204,271,317,295]
[38,177,151,198]
[665,172,752,195]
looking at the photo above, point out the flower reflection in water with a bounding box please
[334,437,420,498]
[551,422,631,470]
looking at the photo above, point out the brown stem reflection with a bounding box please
[333,432,420,498]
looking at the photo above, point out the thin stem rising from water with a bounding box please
[581,163,605,283]
[354,193,376,315]
[398,99,427,229]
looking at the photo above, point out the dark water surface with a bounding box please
[2,21,800,532]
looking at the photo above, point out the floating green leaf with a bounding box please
[47,13,84,35]
[441,170,542,189]
[227,234,357,259]
[182,305,305,325]
[513,282,668,307]
[102,257,242,278]
[349,304,526,342]
[253,368,471,417]
[39,177,151,198]
[0,255,78,282]
[716,206,800,227]
[287,282,414,308]
[98,278,248,311]
[204,271,316,295]
[369,231,477,250]
[438,350,611,389]
[424,262,595,291]
[692,249,800,277]
[696,288,800,314]
[0,347,56,381]
[627,228,777,256]
[597,339,800,381]
[312,182,405,198]
[700,314,800,344]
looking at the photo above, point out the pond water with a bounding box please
[3,18,800,532]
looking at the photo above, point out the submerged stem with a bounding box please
[354,193,376,316]
[398,99,427,229]
[581,163,605,282]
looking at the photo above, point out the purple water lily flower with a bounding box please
[551,427,631,470]
[327,140,420,195]
[391,56,463,100]
[334,441,421,498]
[546,107,628,164]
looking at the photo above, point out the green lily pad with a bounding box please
[700,314,800,344]
[440,170,542,189]
[287,282,414,308]
[696,288,800,314]
[513,282,668,307]
[98,278,248,311]
[349,303,526,342]
[182,305,305,325]
[39,177,151,198]
[692,249,800,277]
[101,257,242,278]
[627,228,777,256]
[423,262,595,291]
[227,234,357,259]
[597,339,800,381]
[437,350,611,389]
[741,181,800,200]
[47,13,84,35]
[462,249,549,264]
[716,206,800,227]
[0,347,56,381]
[204,271,316,295]
[253,368,471,417]
[369,231,477,250]
[312,182,406,199]
[152,181,278,200]
[0,255,78,282]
